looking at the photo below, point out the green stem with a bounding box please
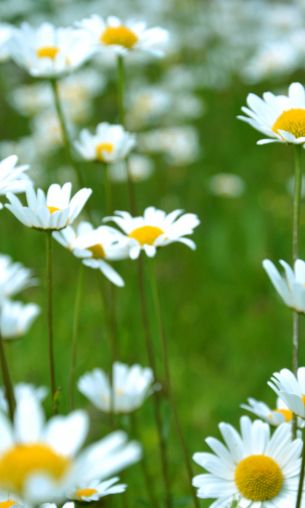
[137,256,172,508]
[68,264,84,410]
[148,259,200,508]
[46,231,57,413]
[0,331,15,421]
[103,162,113,214]
[296,426,305,508]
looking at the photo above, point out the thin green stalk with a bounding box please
[148,259,200,508]
[0,331,15,422]
[296,426,305,508]
[103,163,113,214]
[69,265,84,410]
[137,256,172,508]
[46,231,58,413]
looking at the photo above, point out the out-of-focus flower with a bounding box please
[75,123,135,163]
[238,82,305,145]
[6,183,92,231]
[78,362,154,414]
[53,222,128,287]
[105,207,200,259]
[0,300,40,339]
[78,15,168,57]
[0,155,30,209]
[0,23,13,62]
[241,396,295,426]
[0,387,140,505]
[269,367,305,419]
[8,22,94,78]
[0,383,46,413]
[69,478,127,502]
[263,259,305,313]
[193,416,302,506]
[208,173,245,198]
[0,255,36,302]
[110,155,153,183]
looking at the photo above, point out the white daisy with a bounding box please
[78,362,154,414]
[74,123,136,163]
[7,22,94,78]
[238,82,305,144]
[5,183,92,231]
[105,207,200,259]
[241,396,295,426]
[78,15,168,57]
[0,387,141,505]
[0,255,36,302]
[0,300,40,339]
[263,259,305,313]
[69,477,126,501]
[0,155,30,210]
[53,221,128,287]
[193,416,302,507]
[269,367,305,419]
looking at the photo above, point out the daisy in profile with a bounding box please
[0,255,36,302]
[241,396,295,426]
[0,300,40,339]
[78,362,154,414]
[0,155,30,209]
[269,367,305,418]
[105,207,200,259]
[193,416,302,506]
[74,123,136,163]
[70,478,126,502]
[0,386,140,505]
[53,221,128,287]
[5,182,92,231]
[238,82,305,144]
[263,259,305,313]
[7,23,94,78]
[78,15,168,57]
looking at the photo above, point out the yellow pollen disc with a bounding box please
[36,46,59,59]
[302,395,305,405]
[75,488,98,499]
[100,26,138,49]
[88,243,106,259]
[95,142,114,161]
[273,408,293,422]
[0,443,70,494]
[0,501,16,508]
[272,108,305,138]
[128,225,164,246]
[235,455,283,501]
[48,206,60,214]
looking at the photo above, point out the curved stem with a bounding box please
[69,264,84,410]
[292,145,302,376]
[0,331,15,421]
[46,231,57,413]
[296,426,305,508]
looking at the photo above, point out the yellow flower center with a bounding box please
[128,225,164,245]
[88,243,106,259]
[95,142,114,161]
[0,501,16,508]
[272,108,305,138]
[36,46,59,59]
[48,206,60,214]
[0,443,70,494]
[75,488,98,499]
[100,26,138,49]
[273,408,293,422]
[235,455,283,501]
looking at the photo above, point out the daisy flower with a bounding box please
[0,255,36,302]
[74,123,136,163]
[78,15,168,57]
[0,300,40,339]
[78,362,154,414]
[238,82,305,144]
[5,183,92,231]
[263,259,305,313]
[269,367,305,418]
[241,396,295,426]
[105,207,200,259]
[0,155,30,209]
[7,23,94,78]
[69,477,126,502]
[193,416,302,506]
[53,221,128,287]
[0,387,141,505]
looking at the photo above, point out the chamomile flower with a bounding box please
[0,387,141,505]
[0,255,36,302]
[0,300,40,339]
[0,155,30,209]
[269,367,305,419]
[78,362,154,414]
[70,478,126,502]
[74,123,136,163]
[78,16,168,57]
[105,207,200,259]
[241,396,295,426]
[7,23,93,78]
[5,183,92,231]
[193,416,302,506]
[263,259,305,313]
[53,222,128,287]
[238,82,305,144]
